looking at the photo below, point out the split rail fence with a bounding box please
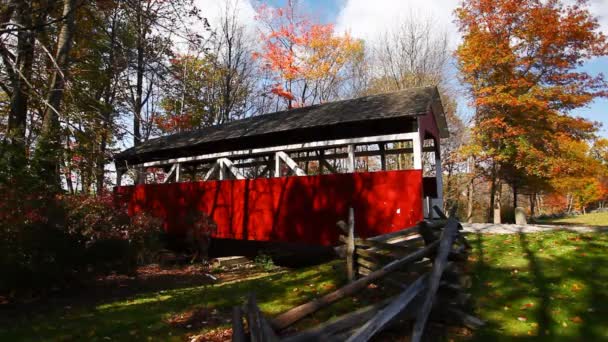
[231,206,482,341]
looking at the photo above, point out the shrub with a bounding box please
[0,190,163,296]
[254,253,276,272]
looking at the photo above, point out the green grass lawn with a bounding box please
[539,211,608,227]
[0,261,372,342]
[1,231,606,341]
[467,231,608,341]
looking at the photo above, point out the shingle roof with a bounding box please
[115,86,446,165]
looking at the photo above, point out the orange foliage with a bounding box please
[456,0,608,191]
[544,193,568,214]
[254,1,363,108]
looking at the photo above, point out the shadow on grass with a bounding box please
[0,262,350,342]
[467,231,608,342]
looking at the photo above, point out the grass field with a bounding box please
[467,231,608,341]
[1,231,606,341]
[0,262,374,341]
[539,211,608,227]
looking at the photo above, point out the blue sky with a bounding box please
[197,0,607,136]
[254,0,608,137]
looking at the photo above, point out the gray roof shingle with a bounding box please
[116,86,446,164]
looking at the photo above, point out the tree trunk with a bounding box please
[35,0,77,191]
[489,175,496,223]
[493,180,502,224]
[6,0,34,169]
[96,8,119,194]
[529,193,536,219]
[466,177,474,223]
[133,2,145,184]
[513,183,518,209]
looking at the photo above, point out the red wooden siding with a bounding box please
[115,170,423,246]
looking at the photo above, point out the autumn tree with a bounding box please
[155,2,255,134]
[0,0,47,172]
[456,0,608,222]
[366,12,450,95]
[254,0,363,109]
[156,54,221,133]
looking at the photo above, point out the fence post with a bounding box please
[346,207,355,282]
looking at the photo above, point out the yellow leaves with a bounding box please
[570,283,584,292]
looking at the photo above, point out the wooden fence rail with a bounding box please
[231,207,480,341]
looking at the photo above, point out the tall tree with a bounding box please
[155,1,255,133]
[254,0,363,109]
[1,0,37,170]
[368,12,449,94]
[34,0,78,190]
[456,0,608,223]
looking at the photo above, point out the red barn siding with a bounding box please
[115,170,423,246]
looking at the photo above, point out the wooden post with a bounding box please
[412,135,422,170]
[411,219,461,342]
[232,306,246,342]
[116,168,123,187]
[379,143,386,171]
[347,273,429,342]
[137,167,146,184]
[346,207,356,282]
[247,293,278,342]
[271,240,440,331]
[347,144,355,172]
[219,159,226,180]
[319,150,325,174]
[283,296,396,342]
[435,144,443,213]
[274,152,281,177]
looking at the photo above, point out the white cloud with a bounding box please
[587,0,608,34]
[336,0,608,49]
[336,0,459,47]
[194,0,257,30]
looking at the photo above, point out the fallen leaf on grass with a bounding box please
[165,307,224,330]
[521,303,535,310]
[571,283,584,292]
[570,316,583,324]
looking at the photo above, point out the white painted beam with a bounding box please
[203,162,220,181]
[218,158,246,180]
[347,144,355,172]
[275,153,281,177]
[276,151,307,176]
[135,132,420,168]
[162,164,177,184]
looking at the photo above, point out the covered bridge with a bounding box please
[114,86,448,246]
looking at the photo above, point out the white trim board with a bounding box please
[134,132,420,168]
